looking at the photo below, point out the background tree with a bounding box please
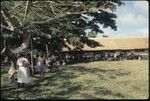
[102,34,109,37]
[1,0,124,70]
[87,31,97,38]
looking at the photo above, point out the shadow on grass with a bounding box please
[94,87,125,98]
[64,66,131,78]
[1,65,130,99]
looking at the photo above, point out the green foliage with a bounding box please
[87,31,97,38]
[1,1,124,53]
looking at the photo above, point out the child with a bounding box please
[36,54,46,77]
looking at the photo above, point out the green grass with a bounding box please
[1,60,149,99]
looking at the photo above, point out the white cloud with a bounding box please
[117,11,148,27]
[115,1,148,37]
[96,1,149,38]
[133,1,148,16]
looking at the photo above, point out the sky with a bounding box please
[95,1,149,38]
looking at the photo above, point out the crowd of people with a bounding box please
[8,50,147,88]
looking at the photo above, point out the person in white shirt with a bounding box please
[16,55,30,88]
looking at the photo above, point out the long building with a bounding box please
[60,37,149,64]
[62,37,148,51]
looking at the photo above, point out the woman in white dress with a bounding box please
[17,57,30,88]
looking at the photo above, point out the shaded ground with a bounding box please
[1,60,149,99]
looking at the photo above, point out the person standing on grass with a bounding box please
[17,54,30,88]
[36,53,46,77]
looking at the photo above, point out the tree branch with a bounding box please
[1,24,13,31]
[1,24,51,40]
[12,16,23,26]
[40,32,52,39]
[11,7,24,16]
[1,40,6,54]
[1,24,24,35]
[49,1,57,15]
[9,1,23,14]
[15,34,31,53]
[1,10,14,31]
[23,1,30,23]
[32,11,87,24]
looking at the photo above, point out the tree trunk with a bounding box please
[2,33,31,73]
[5,48,17,69]
[30,36,34,75]
[15,34,31,53]
[8,59,17,77]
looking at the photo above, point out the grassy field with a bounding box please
[1,60,149,99]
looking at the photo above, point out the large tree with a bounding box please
[1,0,123,70]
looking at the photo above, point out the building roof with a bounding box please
[62,37,149,51]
